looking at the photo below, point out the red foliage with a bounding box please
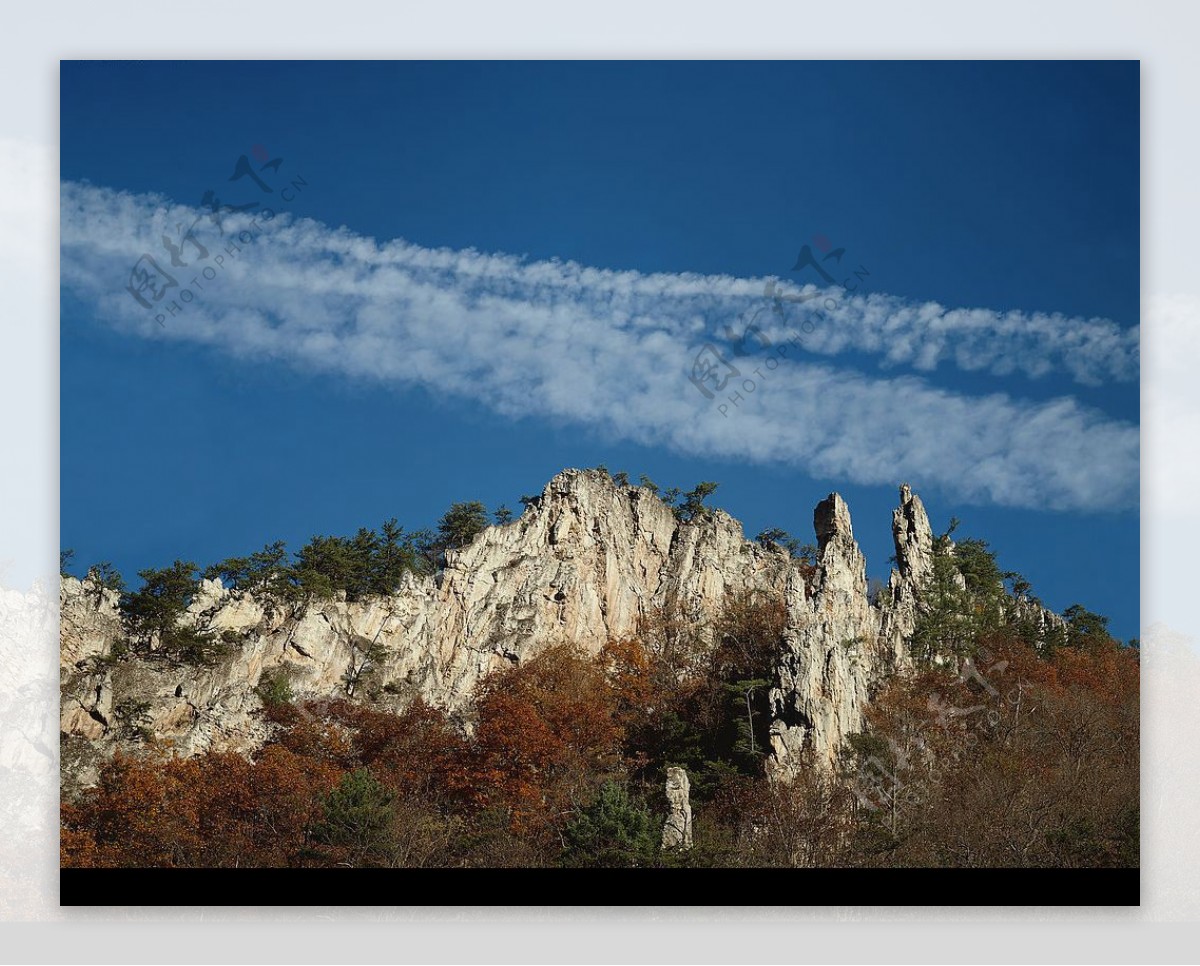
[470,644,622,820]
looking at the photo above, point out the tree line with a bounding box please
[62,577,1137,869]
[62,473,733,668]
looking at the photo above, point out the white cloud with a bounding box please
[60,181,1139,512]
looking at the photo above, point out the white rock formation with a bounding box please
[59,470,1067,793]
[661,766,693,850]
[877,483,935,669]
[60,469,793,788]
[767,493,880,779]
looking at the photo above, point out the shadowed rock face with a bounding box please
[58,471,1062,792]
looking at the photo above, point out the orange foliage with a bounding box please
[61,746,342,868]
[471,644,622,820]
[60,627,1140,869]
[62,645,624,866]
[854,635,1139,867]
[599,636,656,730]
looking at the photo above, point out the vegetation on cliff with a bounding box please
[62,584,1137,869]
[60,473,1137,869]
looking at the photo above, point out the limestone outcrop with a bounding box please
[878,483,935,668]
[59,469,1067,793]
[60,469,793,789]
[767,494,880,778]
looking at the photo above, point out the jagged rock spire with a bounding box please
[878,483,937,670]
[60,468,1053,796]
[766,484,947,780]
[891,483,934,586]
[815,491,855,549]
[767,492,876,780]
[60,467,793,790]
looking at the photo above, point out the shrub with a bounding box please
[113,698,153,742]
[255,672,295,708]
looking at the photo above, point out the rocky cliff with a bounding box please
[59,468,1058,793]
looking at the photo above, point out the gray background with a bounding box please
[1,1,1193,960]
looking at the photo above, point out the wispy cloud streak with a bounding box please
[60,182,1139,511]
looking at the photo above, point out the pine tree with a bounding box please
[121,560,224,665]
[675,482,719,522]
[562,782,659,868]
[85,562,125,606]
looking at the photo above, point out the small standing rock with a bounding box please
[661,766,693,850]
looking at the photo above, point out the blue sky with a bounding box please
[60,60,1139,640]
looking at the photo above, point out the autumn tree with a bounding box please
[601,591,787,801]
[471,644,622,824]
[842,634,1139,868]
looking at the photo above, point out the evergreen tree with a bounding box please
[562,782,659,868]
[203,555,252,589]
[312,769,396,862]
[675,482,720,522]
[121,560,224,665]
[292,535,352,600]
[84,562,125,608]
[347,527,382,599]
[437,501,489,549]
[1062,604,1114,648]
[246,540,291,596]
[755,527,802,557]
[418,501,490,570]
[371,519,418,595]
[723,677,771,764]
[910,529,1010,665]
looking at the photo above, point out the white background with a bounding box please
[2,1,1197,962]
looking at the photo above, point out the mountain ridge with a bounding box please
[59,467,1063,794]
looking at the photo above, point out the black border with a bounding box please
[61,867,1139,906]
